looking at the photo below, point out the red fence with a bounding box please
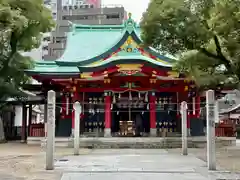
[215,119,236,137]
[28,120,236,137]
[30,123,45,137]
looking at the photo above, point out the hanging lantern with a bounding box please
[118,93,121,99]
[129,91,132,101]
[113,93,116,104]
[145,92,148,102]
[66,96,69,115]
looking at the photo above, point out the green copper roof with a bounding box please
[26,15,177,76]
[26,61,79,74]
[82,56,172,68]
[57,28,125,63]
[54,15,175,66]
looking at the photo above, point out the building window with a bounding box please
[74,15,92,20]
[97,14,106,19]
[106,13,120,19]
[62,15,70,20]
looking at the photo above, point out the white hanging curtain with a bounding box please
[66,95,69,115]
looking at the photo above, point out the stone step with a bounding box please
[27,137,236,149]
[82,131,104,137]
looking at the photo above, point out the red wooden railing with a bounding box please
[28,119,236,137]
[30,123,45,137]
[215,119,236,137]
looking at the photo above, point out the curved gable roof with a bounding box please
[55,15,176,67]
[56,25,125,64]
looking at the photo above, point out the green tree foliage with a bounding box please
[141,0,240,89]
[0,0,55,101]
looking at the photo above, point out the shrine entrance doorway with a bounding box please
[111,91,150,137]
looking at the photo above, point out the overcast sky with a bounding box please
[102,0,150,22]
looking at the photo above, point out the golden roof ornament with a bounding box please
[128,12,132,19]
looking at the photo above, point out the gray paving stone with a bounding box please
[61,173,209,180]
[57,149,240,180]
[56,153,205,172]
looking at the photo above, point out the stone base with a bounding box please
[150,128,157,137]
[20,140,26,143]
[104,128,111,137]
[71,128,74,137]
[188,129,191,136]
[28,136,236,149]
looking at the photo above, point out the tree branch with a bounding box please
[200,48,218,59]
[213,35,231,69]
[0,32,17,76]
[200,18,232,69]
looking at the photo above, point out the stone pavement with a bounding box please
[56,149,240,180]
[2,143,240,180]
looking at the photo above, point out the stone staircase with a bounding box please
[27,136,236,149]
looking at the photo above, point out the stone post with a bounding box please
[71,92,80,137]
[44,103,48,138]
[206,90,216,170]
[181,101,188,155]
[214,100,219,123]
[46,90,56,170]
[73,101,81,155]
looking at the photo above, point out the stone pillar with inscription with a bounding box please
[73,101,81,155]
[46,90,56,170]
[181,101,188,155]
[206,90,216,170]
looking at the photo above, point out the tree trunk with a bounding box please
[0,117,5,143]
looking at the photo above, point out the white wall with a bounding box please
[14,106,42,126]
[14,106,23,127]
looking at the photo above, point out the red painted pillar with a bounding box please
[104,92,111,137]
[196,96,201,118]
[149,92,156,136]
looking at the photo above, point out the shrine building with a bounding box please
[25,14,204,137]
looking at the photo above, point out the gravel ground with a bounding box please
[0,142,91,180]
[1,142,240,180]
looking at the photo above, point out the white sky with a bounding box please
[102,0,150,22]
